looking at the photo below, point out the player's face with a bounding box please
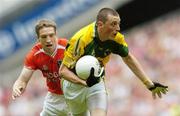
[100,14,120,40]
[38,27,57,55]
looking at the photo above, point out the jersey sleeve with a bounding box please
[113,32,129,57]
[62,34,85,69]
[24,50,37,70]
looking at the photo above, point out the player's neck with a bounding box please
[44,44,57,56]
[97,28,108,42]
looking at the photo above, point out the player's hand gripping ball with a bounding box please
[75,55,104,87]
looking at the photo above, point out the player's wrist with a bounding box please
[83,81,88,87]
[80,79,87,86]
[143,80,154,89]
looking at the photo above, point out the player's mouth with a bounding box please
[112,32,117,37]
[114,31,118,36]
[46,44,53,47]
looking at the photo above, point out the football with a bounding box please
[75,55,104,80]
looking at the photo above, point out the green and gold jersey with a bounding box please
[62,22,129,69]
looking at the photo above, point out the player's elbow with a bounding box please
[59,67,64,78]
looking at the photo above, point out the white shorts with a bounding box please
[40,92,71,116]
[62,80,108,115]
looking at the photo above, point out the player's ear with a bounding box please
[97,21,104,29]
[97,21,103,27]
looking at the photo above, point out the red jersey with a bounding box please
[24,38,67,95]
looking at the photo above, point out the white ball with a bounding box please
[75,55,104,80]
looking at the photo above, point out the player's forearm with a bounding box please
[19,67,34,83]
[15,76,29,87]
[14,67,34,90]
[60,71,86,86]
[13,73,31,92]
[122,53,154,88]
[59,64,87,86]
[14,79,27,86]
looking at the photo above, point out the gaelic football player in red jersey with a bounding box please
[12,19,70,116]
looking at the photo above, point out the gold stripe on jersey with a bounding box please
[62,22,129,69]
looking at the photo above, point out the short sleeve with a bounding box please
[113,32,129,57]
[24,51,37,70]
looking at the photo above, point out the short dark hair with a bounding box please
[35,19,57,37]
[96,8,119,23]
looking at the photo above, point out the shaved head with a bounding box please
[96,8,119,23]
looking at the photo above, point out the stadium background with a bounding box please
[0,0,180,115]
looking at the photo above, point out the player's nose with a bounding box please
[116,25,120,31]
[46,37,51,43]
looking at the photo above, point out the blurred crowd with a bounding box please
[106,11,180,116]
[0,11,180,116]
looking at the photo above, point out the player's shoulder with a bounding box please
[114,32,128,46]
[114,32,125,42]
[115,32,124,39]
[72,22,94,39]
[58,38,68,42]
[82,22,94,31]
[57,38,68,46]
[26,42,43,58]
[29,42,41,53]
[74,22,95,42]
[80,22,94,35]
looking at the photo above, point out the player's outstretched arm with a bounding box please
[122,52,168,99]
[12,67,33,100]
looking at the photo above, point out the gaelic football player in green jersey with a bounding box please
[59,8,168,116]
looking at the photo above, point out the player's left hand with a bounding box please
[86,67,105,87]
[12,81,26,100]
[148,82,168,99]
[86,68,100,87]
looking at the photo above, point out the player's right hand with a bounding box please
[86,68,103,87]
[12,81,26,100]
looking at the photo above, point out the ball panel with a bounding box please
[75,55,102,80]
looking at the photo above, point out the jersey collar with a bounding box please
[43,41,58,57]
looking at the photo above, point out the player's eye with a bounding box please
[41,35,47,39]
[49,34,55,37]
[112,22,117,27]
[111,21,120,27]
